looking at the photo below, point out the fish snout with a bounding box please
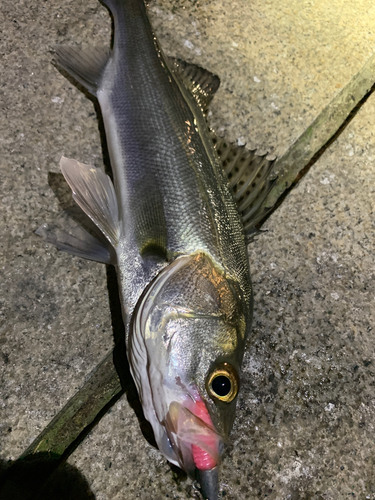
[165,396,222,495]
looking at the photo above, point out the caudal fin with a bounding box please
[100,0,146,16]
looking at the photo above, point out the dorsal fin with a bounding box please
[167,57,275,237]
[209,131,276,240]
[168,57,220,112]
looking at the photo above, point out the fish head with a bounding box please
[130,253,249,496]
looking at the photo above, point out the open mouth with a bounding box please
[165,393,222,473]
[164,393,222,499]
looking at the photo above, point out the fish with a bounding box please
[37,0,276,497]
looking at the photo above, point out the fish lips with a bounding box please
[164,397,223,498]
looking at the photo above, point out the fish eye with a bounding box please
[206,363,239,403]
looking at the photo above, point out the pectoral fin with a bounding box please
[60,157,120,248]
[210,132,276,240]
[36,210,115,265]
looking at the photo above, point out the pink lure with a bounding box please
[191,400,218,470]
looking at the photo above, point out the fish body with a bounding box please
[99,0,252,476]
[42,0,275,497]
[97,0,252,320]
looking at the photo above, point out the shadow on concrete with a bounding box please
[0,453,95,500]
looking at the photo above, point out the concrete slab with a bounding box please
[1,0,375,498]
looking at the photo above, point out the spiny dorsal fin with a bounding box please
[53,45,110,96]
[60,157,120,248]
[209,131,277,240]
[168,57,220,112]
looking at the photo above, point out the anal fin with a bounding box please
[53,45,110,96]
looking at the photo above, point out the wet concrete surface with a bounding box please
[1,0,375,498]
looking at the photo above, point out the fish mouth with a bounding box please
[164,396,222,499]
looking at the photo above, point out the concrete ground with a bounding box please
[1,0,375,498]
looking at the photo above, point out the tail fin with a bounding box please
[100,0,146,15]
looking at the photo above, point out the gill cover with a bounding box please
[129,253,246,472]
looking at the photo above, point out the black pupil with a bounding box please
[212,375,231,397]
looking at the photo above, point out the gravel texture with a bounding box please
[1,0,375,498]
